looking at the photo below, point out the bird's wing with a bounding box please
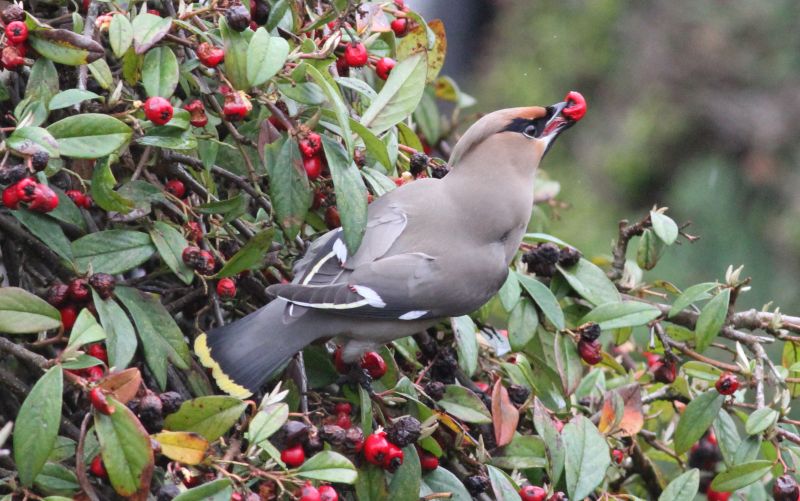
[268,252,441,320]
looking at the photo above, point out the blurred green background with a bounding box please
[417,0,800,311]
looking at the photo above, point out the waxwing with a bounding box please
[196,92,587,397]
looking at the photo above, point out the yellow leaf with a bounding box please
[152,431,208,465]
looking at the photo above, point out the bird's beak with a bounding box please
[542,91,587,140]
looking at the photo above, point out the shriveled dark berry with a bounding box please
[409,152,429,176]
[536,243,560,264]
[68,278,91,302]
[344,426,364,453]
[578,322,601,342]
[88,273,116,299]
[303,431,324,455]
[521,245,558,277]
[157,483,182,501]
[0,164,27,185]
[429,348,458,383]
[773,474,799,501]
[219,239,241,259]
[558,246,582,267]
[464,475,490,495]
[159,391,185,414]
[507,384,530,406]
[688,438,720,471]
[275,420,310,448]
[430,165,449,179]
[138,392,164,433]
[225,4,251,31]
[1,4,25,24]
[44,283,70,307]
[31,151,49,171]
[578,339,602,365]
[385,415,421,447]
[251,0,270,25]
[319,424,346,446]
[424,381,446,401]
[653,357,677,384]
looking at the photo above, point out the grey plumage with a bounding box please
[196,98,585,397]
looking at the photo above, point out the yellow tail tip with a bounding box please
[194,333,253,399]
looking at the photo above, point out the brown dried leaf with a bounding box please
[98,368,142,404]
[492,380,519,447]
[598,384,643,436]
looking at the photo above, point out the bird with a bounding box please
[195,91,587,398]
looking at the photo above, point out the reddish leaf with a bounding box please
[492,380,519,447]
[98,367,142,404]
[598,384,643,436]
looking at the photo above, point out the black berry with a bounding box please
[88,273,116,299]
[464,475,490,495]
[578,322,601,342]
[507,384,530,406]
[430,165,449,179]
[0,164,27,185]
[385,416,421,447]
[156,483,181,501]
[773,474,799,501]
[31,151,49,171]
[558,246,582,267]
[319,424,346,446]
[225,4,251,31]
[159,391,185,414]
[409,152,429,176]
[424,381,446,401]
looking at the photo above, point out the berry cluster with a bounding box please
[1,177,58,212]
[299,131,325,180]
[521,242,581,277]
[181,246,217,275]
[1,5,28,70]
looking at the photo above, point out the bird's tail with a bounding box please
[194,301,319,398]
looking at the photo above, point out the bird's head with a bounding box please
[448,91,587,171]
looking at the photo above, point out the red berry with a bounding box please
[2,185,20,209]
[143,96,173,126]
[66,190,88,208]
[303,155,324,180]
[360,351,387,379]
[334,402,352,415]
[165,179,186,198]
[147,9,161,16]
[390,18,408,37]
[375,57,396,80]
[280,444,306,467]
[45,284,70,308]
[333,345,349,374]
[578,339,602,365]
[344,42,368,67]
[335,55,349,76]
[562,91,587,122]
[197,42,224,67]
[420,451,439,471]
[86,365,104,382]
[706,487,731,501]
[5,21,28,44]
[382,442,404,472]
[335,412,351,430]
[89,455,107,477]
[1,44,24,69]
[706,430,718,446]
[60,305,78,331]
[223,100,249,121]
[474,381,490,393]
[182,246,202,266]
[28,184,59,213]
[773,474,800,501]
[69,278,91,302]
[198,250,216,275]
[87,344,108,365]
[298,481,321,501]
[89,387,115,415]
[363,432,390,466]
[216,278,237,299]
[185,221,203,241]
[184,99,208,127]
[299,132,323,158]
[653,357,677,384]
[643,351,661,367]
[318,485,338,501]
[612,449,624,464]
[518,485,547,501]
[394,0,406,8]
[715,372,739,395]
[15,178,37,202]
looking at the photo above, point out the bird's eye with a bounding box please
[523,124,538,138]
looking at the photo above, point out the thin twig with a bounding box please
[76,413,100,501]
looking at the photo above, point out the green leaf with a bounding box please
[355,463,389,501]
[219,17,250,90]
[563,415,610,501]
[245,403,289,447]
[710,460,772,492]
[297,451,358,484]
[682,361,723,381]
[49,89,101,111]
[33,463,79,496]
[307,65,354,154]
[554,332,582,395]
[91,157,135,214]
[437,385,492,423]
[362,166,397,196]
[580,301,661,330]
[0,286,61,334]
[7,126,60,157]
[64,308,106,353]
[72,230,155,275]
[492,435,547,469]
[149,221,195,284]
[115,286,191,389]
[650,210,679,245]
[49,188,87,231]
[246,28,289,87]
[498,271,521,312]
[216,228,275,278]
[321,136,368,253]
[421,467,472,501]
[92,292,137,369]
[745,407,779,435]
[674,390,725,454]
[557,258,621,306]
[714,410,741,467]
[532,398,565,485]
[388,446,420,501]
[669,282,716,317]
[136,126,198,150]
[636,229,664,270]
[29,29,104,65]
[94,397,154,498]
[516,272,565,330]
[12,209,74,262]
[47,114,132,159]
[173,479,233,501]
[336,76,378,101]
[132,13,172,54]
[783,340,800,398]
[142,46,179,98]
[164,396,247,442]
[88,59,113,90]
[486,465,521,501]
[108,14,133,58]
[13,366,63,487]
[361,53,428,134]
[694,288,731,353]
[658,468,699,501]
[264,138,311,239]
[452,315,479,377]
